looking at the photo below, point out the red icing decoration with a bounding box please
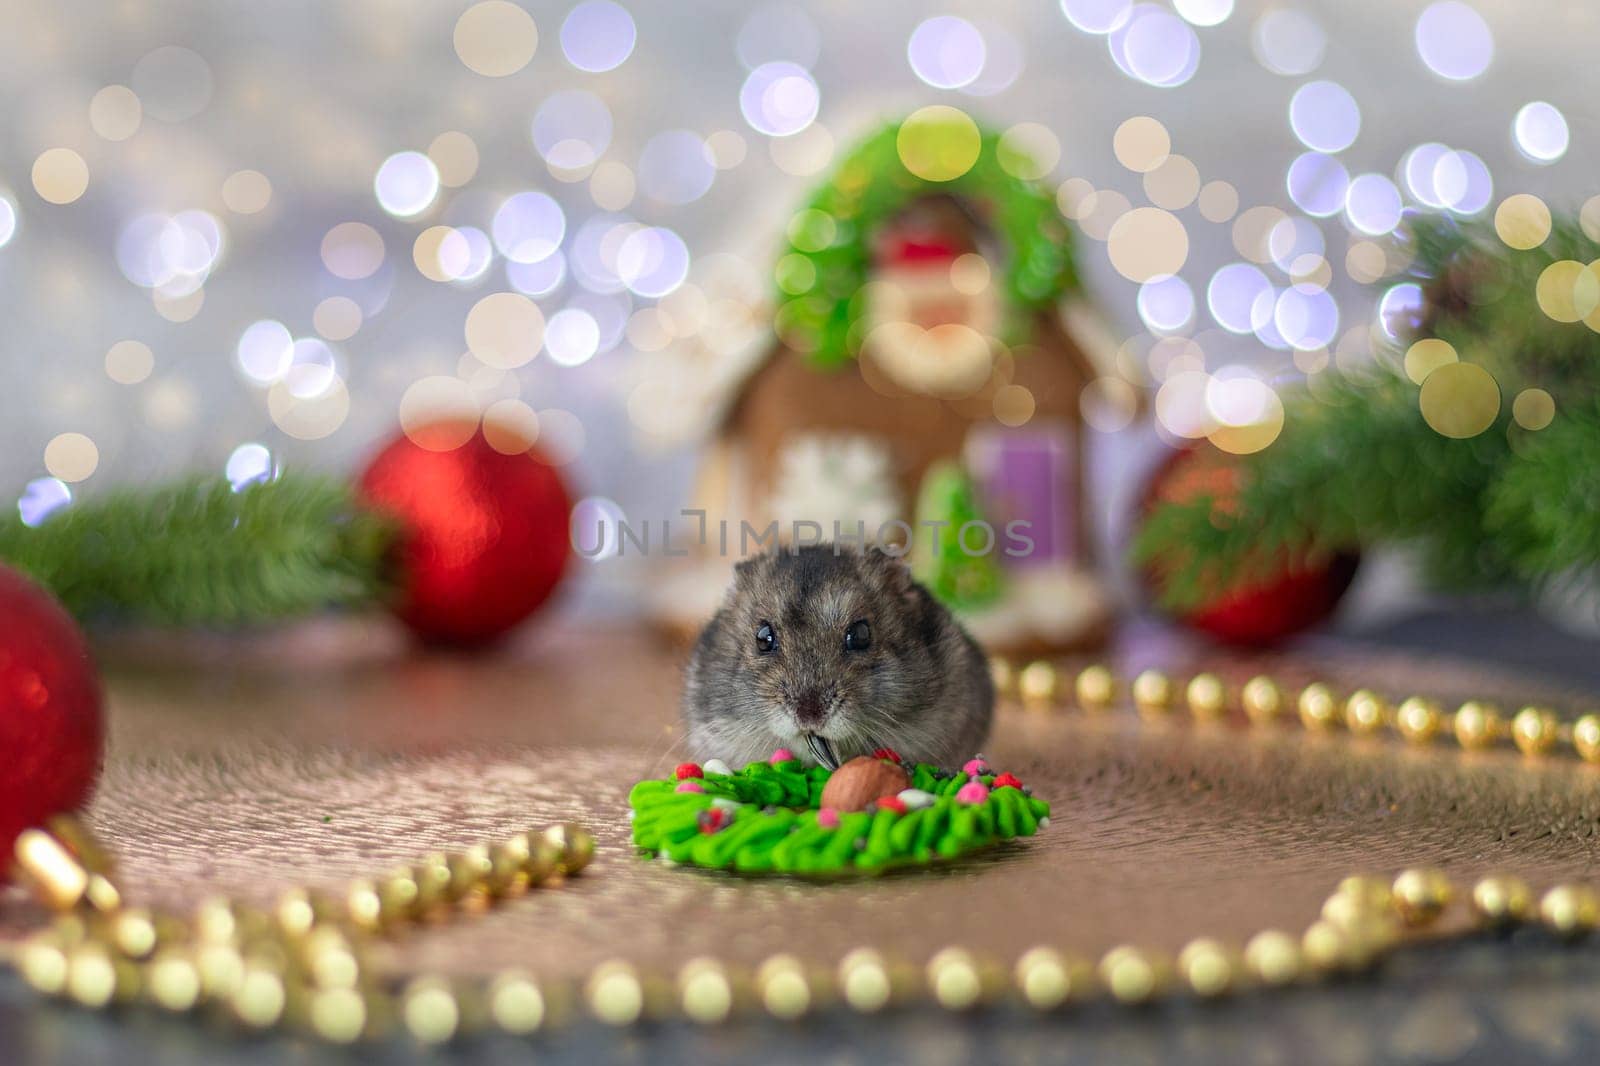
[675,762,704,780]
[872,747,903,763]
[0,565,104,877]
[993,772,1024,790]
[358,426,571,647]
[875,796,908,815]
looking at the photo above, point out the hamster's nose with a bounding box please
[794,690,826,728]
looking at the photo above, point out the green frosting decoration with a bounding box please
[629,759,1050,877]
[913,460,1006,611]
[772,114,1079,370]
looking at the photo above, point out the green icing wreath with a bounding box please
[772,113,1080,370]
[628,757,1051,877]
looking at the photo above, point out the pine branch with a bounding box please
[1487,400,1600,579]
[0,475,396,626]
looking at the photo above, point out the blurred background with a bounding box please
[1,0,1593,629]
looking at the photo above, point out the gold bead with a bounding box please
[1394,697,1442,744]
[989,657,1015,699]
[65,941,129,1009]
[378,867,421,923]
[756,953,811,1019]
[403,976,462,1044]
[543,823,597,875]
[838,948,893,1013]
[1185,674,1228,721]
[107,907,160,960]
[1343,689,1388,735]
[488,971,546,1035]
[1297,683,1340,731]
[1242,930,1301,987]
[12,826,106,913]
[522,833,564,887]
[1241,676,1284,725]
[1013,946,1092,1010]
[306,986,369,1044]
[275,887,338,940]
[1538,883,1600,938]
[1574,715,1600,763]
[447,848,495,901]
[146,948,202,1012]
[1511,706,1559,756]
[1453,700,1501,750]
[1132,670,1174,717]
[678,957,735,1023]
[346,880,383,933]
[1097,945,1167,1004]
[1470,875,1532,927]
[412,853,454,911]
[1335,874,1394,912]
[1075,665,1116,712]
[17,931,70,996]
[1300,920,1364,973]
[926,946,985,1010]
[231,958,288,1029]
[1016,660,1059,706]
[301,926,362,990]
[485,840,530,897]
[195,942,246,1000]
[1176,938,1235,998]
[1392,868,1454,926]
[585,960,645,1026]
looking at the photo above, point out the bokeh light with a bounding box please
[1289,81,1360,153]
[1274,285,1339,350]
[1137,275,1195,332]
[1513,102,1569,164]
[492,191,566,263]
[1208,262,1272,333]
[1107,207,1188,281]
[740,62,819,137]
[1494,193,1552,249]
[221,170,272,214]
[1419,361,1499,438]
[1415,1,1493,81]
[895,106,981,182]
[374,151,440,217]
[32,148,89,205]
[466,292,546,368]
[618,226,690,298]
[236,320,294,385]
[507,252,567,297]
[428,131,480,188]
[533,90,614,168]
[89,85,142,141]
[1344,173,1403,235]
[1174,0,1232,27]
[19,478,72,527]
[321,222,385,280]
[1252,9,1325,76]
[1060,0,1132,35]
[1112,115,1170,172]
[638,130,716,204]
[1286,152,1349,217]
[907,16,986,90]
[0,194,17,246]
[130,46,212,121]
[1109,5,1200,89]
[105,340,155,385]
[454,1,539,77]
[225,443,276,491]
[561,1,636,72]
[545,308,602,366]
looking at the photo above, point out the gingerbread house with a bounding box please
[636,116,1134,655]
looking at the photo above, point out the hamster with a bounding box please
[682,544,994,769]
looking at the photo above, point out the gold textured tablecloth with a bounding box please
[6,619,1599,982]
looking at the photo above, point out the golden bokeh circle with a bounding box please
[1512,387,1555,431]
[1403,338,1457,385]
[32,148,89,204]
[1107,207,1188,282]
[1535,260,1600,323]
[268,371,350,440]
[454,1,538,77]
[313,296,363,341]
[1494,194,1552,251]
[1113,116,1170,173]
[1581,196,1600,243]
[465,292,546,369]
[320,222,385,280]
[589,160,636,211]
[89,85,142,141]
[483,398,542,454]
[1232,206,1287,264]
[105,340,154,385]
[413,226,456,283]
[1143,154,1200,211]
[44,432,99,482]
[1209,390,1285,455]
[1197,180,1238,223]
[1345,240,1387,284]
[428,131,480,188]
[993,384,1036,427]
[895,106,981,183]
[222,170,272,214]
[1419,362,1500,439]
[399,376,480,451]
[770,123,835,177]
[997,122,1060,181]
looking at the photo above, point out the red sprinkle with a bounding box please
[872,747,903,763]
[698,808,729,833]
[875,796,908,814]
[675,762,704,780]
[993,772,1024,790]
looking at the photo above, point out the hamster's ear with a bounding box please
[732,554,764,585]
[865,545,915,595]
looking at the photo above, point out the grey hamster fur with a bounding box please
[682,544,993,768]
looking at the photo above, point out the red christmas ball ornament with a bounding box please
[359,424,573,647]
[1139,444,1358,647]
[0,564,104,874]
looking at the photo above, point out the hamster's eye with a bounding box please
[755,621,776,655]
[844,619,871,652]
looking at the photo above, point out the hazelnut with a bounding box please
[819,756,911,813]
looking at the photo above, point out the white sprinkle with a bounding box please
[702,758,733,777]
[1038,817,1051,829]
[711,798,742,813]
[897,788,937,810]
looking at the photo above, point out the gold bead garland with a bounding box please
[11,658,1600,1043]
